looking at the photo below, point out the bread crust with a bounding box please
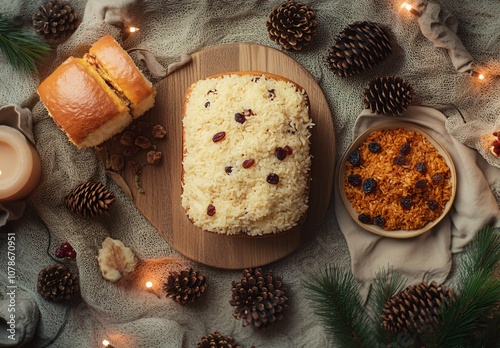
[181,71,311,235]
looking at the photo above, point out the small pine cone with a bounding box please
[164,268,207,305]
[325,21,392,77]
[230,268,288,329]
[37,264,80,302]
[381,281,453,333]
[33,0,80,40]
[266,0,318,51]
[363,76,415,116]
[65,181,115,218]
[197,331,242,348]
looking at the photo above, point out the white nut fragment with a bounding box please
[97,237,137,282]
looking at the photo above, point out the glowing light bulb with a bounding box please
[102,340,110,347]
[401,2,419,15]
[470,70,486,81]
[146,281,153,288]
[128,27,139,33]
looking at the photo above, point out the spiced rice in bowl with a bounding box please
[339,122,456,238]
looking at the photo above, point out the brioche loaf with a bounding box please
[37,35,156,148]
[181,72,313,236]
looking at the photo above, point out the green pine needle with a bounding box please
[304,265,376,347]
[0,15,50,73]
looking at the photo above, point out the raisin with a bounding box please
[427,200,439,211]
[416,161,427,173]
[268,89,276,100]
[135,136,152,149]
[362,178,377,193]
[432,173,443,185]
[400,197,412,209]
[399,143,411,156]
[393,156,406,165]
[347,174,362,186]
[225,166,233,174]
[235,112,246,124]
[276,147,287,160]
[266,173,279,184]
[374,215,386,227]
[204,101,210,108]
[349,149,361,166]
[146,150,162,165]
[358,213,371,224]
[242,159,255,168]
[212,131,226,143]
[151,124,167,139]
[415,179,427,189]
[368,141,381,153]
[284,145,293,155]
[207,204,216,216]
[120,131,136,146]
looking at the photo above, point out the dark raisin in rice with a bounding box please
[207,204,216,216]
[399,143,411,156]
[225,166,233,174]
[358,213,371,224]
[427,200,439,211]
[393,156,406,165]
[416,161,427,173]
[235,112,246,123]
[415,179,427,189]
[242,159,255,168]
[266,173,279,184]
[276,147,287,160]
[362,178,377,193]
[212,131,226,143]
[368,142,381,153]
[347,174,362,186]
[284,145,293,155]
[400,197,412,209]
[374,215,386,227]
[432,173,443,185]
[349,149,361,166]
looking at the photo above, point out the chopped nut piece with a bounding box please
[151,124,167,139]
[147,150,162,164]
[135,136,152,149]
[120,131,136,146]
[110,154,124,171]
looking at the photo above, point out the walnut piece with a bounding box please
[152,125,167,139]
[97,237,137,282]
[147,150,162,164]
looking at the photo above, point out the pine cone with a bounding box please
[363,76,415,116]
[197,331,241,348]
[381,281,453,333]
[37,264,80,302]
[65,181,115,218]
[325,21,393,77]
[266,0,318,51]
[33,0,79,40]
[164,268,207,305]
[230,268,288,329]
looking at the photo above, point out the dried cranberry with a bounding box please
[368,142,381,153]
[347,174,362,186]
[399,143,411,156]
[432,173,443,185]
[284,145,293,155]
[374,215,386,227]
[66,249,77,258]
[349,149,361,166]
[55,247,65,258]
[416,162,427,173]
[225,166,233,174]
[235,113,246,124]
[362,178,377,193]
[207,204,216,216]
[358,213,371,224]
[415,179,427,189]
[212,131,226,143]
[393,156,406,166]
[266,173,279,184]
[276,147,287,160]
[60,242,72,251]
[242,159,255,168]
[427,200,439,211]
[400,197,412,209]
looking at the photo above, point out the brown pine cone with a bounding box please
[363,76,415,116]
[37,264,80,302]
[266,0,318,51]
[33,0,79,40]
[381,281,453,333]
[65,181,114,218]
[325,21,393,77]
[197,331,241,348]
[230,268,288,329]
[164,268,207,305]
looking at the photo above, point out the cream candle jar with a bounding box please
[0,126,42,202]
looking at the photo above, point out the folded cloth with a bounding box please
[334,106,500,289]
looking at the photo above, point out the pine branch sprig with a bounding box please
[304,265,377,348]
[0,15,50,72]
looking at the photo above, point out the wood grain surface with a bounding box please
[105,43,336,269]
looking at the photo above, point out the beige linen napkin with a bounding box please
[334,106,500,288]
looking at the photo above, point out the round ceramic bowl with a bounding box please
[338,122,457,238]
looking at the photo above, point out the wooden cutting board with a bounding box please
[105,43,335,269]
